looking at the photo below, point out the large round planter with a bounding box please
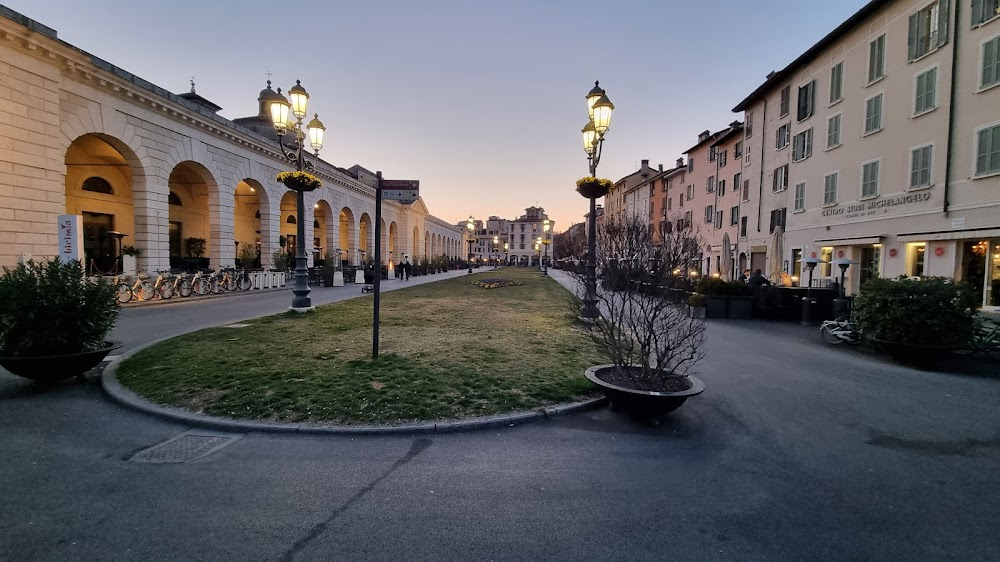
[585,365,705,418]
[0,341,122,382]
[871,339,958,368]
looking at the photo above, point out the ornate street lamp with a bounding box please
[267,79,326,312]
[578,81,614,319]
[492,235,499,269]
[466,215,475,274]
[504,242,509,266]
[542,219,551,276]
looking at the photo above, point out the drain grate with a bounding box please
[130,431,241,464]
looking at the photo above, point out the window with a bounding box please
[740,216,748,237]
[794,182,806,211]
[687,158,694,173]
[827,114,842,149]
[82,177,113,194]
[779,85,791,116]
[830,62,844,104]
[667,197,672,211]
[972,0,1000,26]
[792,128,814,162]
[744,142,751,164]
[776,123,790,149]
[914,67,938,114]
[734,141,743,158]
[982,35,1000,89]
[706,176,715,192]
[976,123,1000,176]
[865,93,884,134]
[684,210,693,226]
[824,173,838,206]
[797,80,816,121]
[715,210,723,229]
[868,34,886,83]
[709,146,717,162]
[719,150,727,167]
[730,206,739,225]
[908,1,949,61]
[746,112,754,138]
[741,179,750,202]
[907,242,927,277]
[718,180,726,196]
[734,172,742,194]
[704,205,714,224]
[769,208,787,233]
[862,160,881,198]
[910,145,934,188]
[773,164,789,192]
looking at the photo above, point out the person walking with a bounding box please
[403,258,411,281]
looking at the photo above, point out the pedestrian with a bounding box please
[403,258,411,281]
[738,269,750,283]
[396,261,402,279]
[747,268,770,286]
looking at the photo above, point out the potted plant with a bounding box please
[853,276,978,367]
[0,258,120,381]
[576,176,614,199]
[572,214,707,420]
[271,250,289,272]
[237,242,256,271]
[121,245,141,275]
[697,277,729,318]
[184,237,206,259]
[321,250,338,287]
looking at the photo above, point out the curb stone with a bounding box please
[101,346,608,436]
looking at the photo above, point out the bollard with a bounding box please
[800,296,817,325]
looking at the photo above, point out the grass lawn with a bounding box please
[116,267,606,425]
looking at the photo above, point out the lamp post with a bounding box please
[542,219,551,276]
[831,258,855,318]
[578,81,615,320]
[266,80,326,312]
[466,215,475,274]
[504,242,509,266]
[493,236,499,268]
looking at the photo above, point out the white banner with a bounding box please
[58,214,83,262]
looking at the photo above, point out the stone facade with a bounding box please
[0,8,462,272]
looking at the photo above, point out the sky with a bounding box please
[6,0,871,232]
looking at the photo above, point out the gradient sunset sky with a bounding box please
[6,0,870,232]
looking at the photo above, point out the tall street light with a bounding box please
[466,215,475,274]
[578,81,614,320]
[503,242,509,266]
[492,236,499,268]
[267,80,326,312]
[542,219,551,276]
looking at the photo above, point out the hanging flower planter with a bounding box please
[576,176,613,199]
[277,171,322,192]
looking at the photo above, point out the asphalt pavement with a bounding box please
[2,267,999,560]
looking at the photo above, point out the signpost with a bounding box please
[372,177,420,359]
[58,214,83,263]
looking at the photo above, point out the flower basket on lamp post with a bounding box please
[575,176,612,200]
[277,171,322,192]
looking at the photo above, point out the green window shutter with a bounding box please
[972,0,984,25]
[937,0,950,46]
[984,37,999,88]
[908,13,919,60]
[977,129,990,175]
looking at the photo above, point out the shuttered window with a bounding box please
[982,35,1000,89]
[794,182,806,211]
[971,0,1000,26]
[868,35,886,83]
[910,145,933,188]
[827,114,842,149]
[908,1,949,61]
[830,62,844,104]
[865,93,883,134]
[914,67,938,114]
[779,86,791,116]
[824,173,838,206]
[796,81,816,121]
[976,124,1000,176]
[862,161,880,199]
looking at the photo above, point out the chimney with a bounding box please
[676,158,684,168]
[641,159,649,169]
[699,130,710,141]
[766,70,777,79]
[658,164,663,172]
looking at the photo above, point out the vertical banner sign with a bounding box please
[58,214,83,262]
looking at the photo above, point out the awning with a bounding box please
[813,236,884,246]
[897,228,1000,242]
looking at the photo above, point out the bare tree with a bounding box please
[571,213,706,390]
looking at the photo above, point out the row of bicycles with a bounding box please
[109,269,252,303]
[820,314,1000,355]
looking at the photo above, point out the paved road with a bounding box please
[2,268,999,560]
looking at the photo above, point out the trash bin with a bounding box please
[800,296,817,325]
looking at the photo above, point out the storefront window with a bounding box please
[990,241,1000,307]
[860,245,881,286]
[792,249,802,283]
[907,242,926,277]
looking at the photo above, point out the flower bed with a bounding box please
[471,277,521,289]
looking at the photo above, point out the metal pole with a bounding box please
[291,186,312,310]
[373,171,383,359]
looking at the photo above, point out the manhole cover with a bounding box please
[130,431,241,464]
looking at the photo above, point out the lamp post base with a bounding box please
[289,305,315,313]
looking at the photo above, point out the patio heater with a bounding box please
[830,258,855,318]
[800,256,825,325]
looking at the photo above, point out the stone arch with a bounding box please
[64,133,145,274]
[339,207,356,265]
[234,178,266,268]
[412,225,420,259]
[168,160,220,269]
[314,199,335,264]
[359,213,373,264]
[279,191,297,257]
[389,221,398,258]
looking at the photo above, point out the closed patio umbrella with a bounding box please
[768,226,784,282]
[720,232,733,281]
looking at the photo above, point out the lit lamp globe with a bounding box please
[288,80,309,120]
[269,91,291,135]
[591,92,615,135]
[307,114,325,153]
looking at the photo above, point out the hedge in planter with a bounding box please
[852,276,978,353]
[0,258,118,357]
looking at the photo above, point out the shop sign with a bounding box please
[822,191,931,219]
[58,214,83,262]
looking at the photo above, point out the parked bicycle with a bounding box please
[167,272,193,298]
[820,315,864,345]
[116,272,172,303]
